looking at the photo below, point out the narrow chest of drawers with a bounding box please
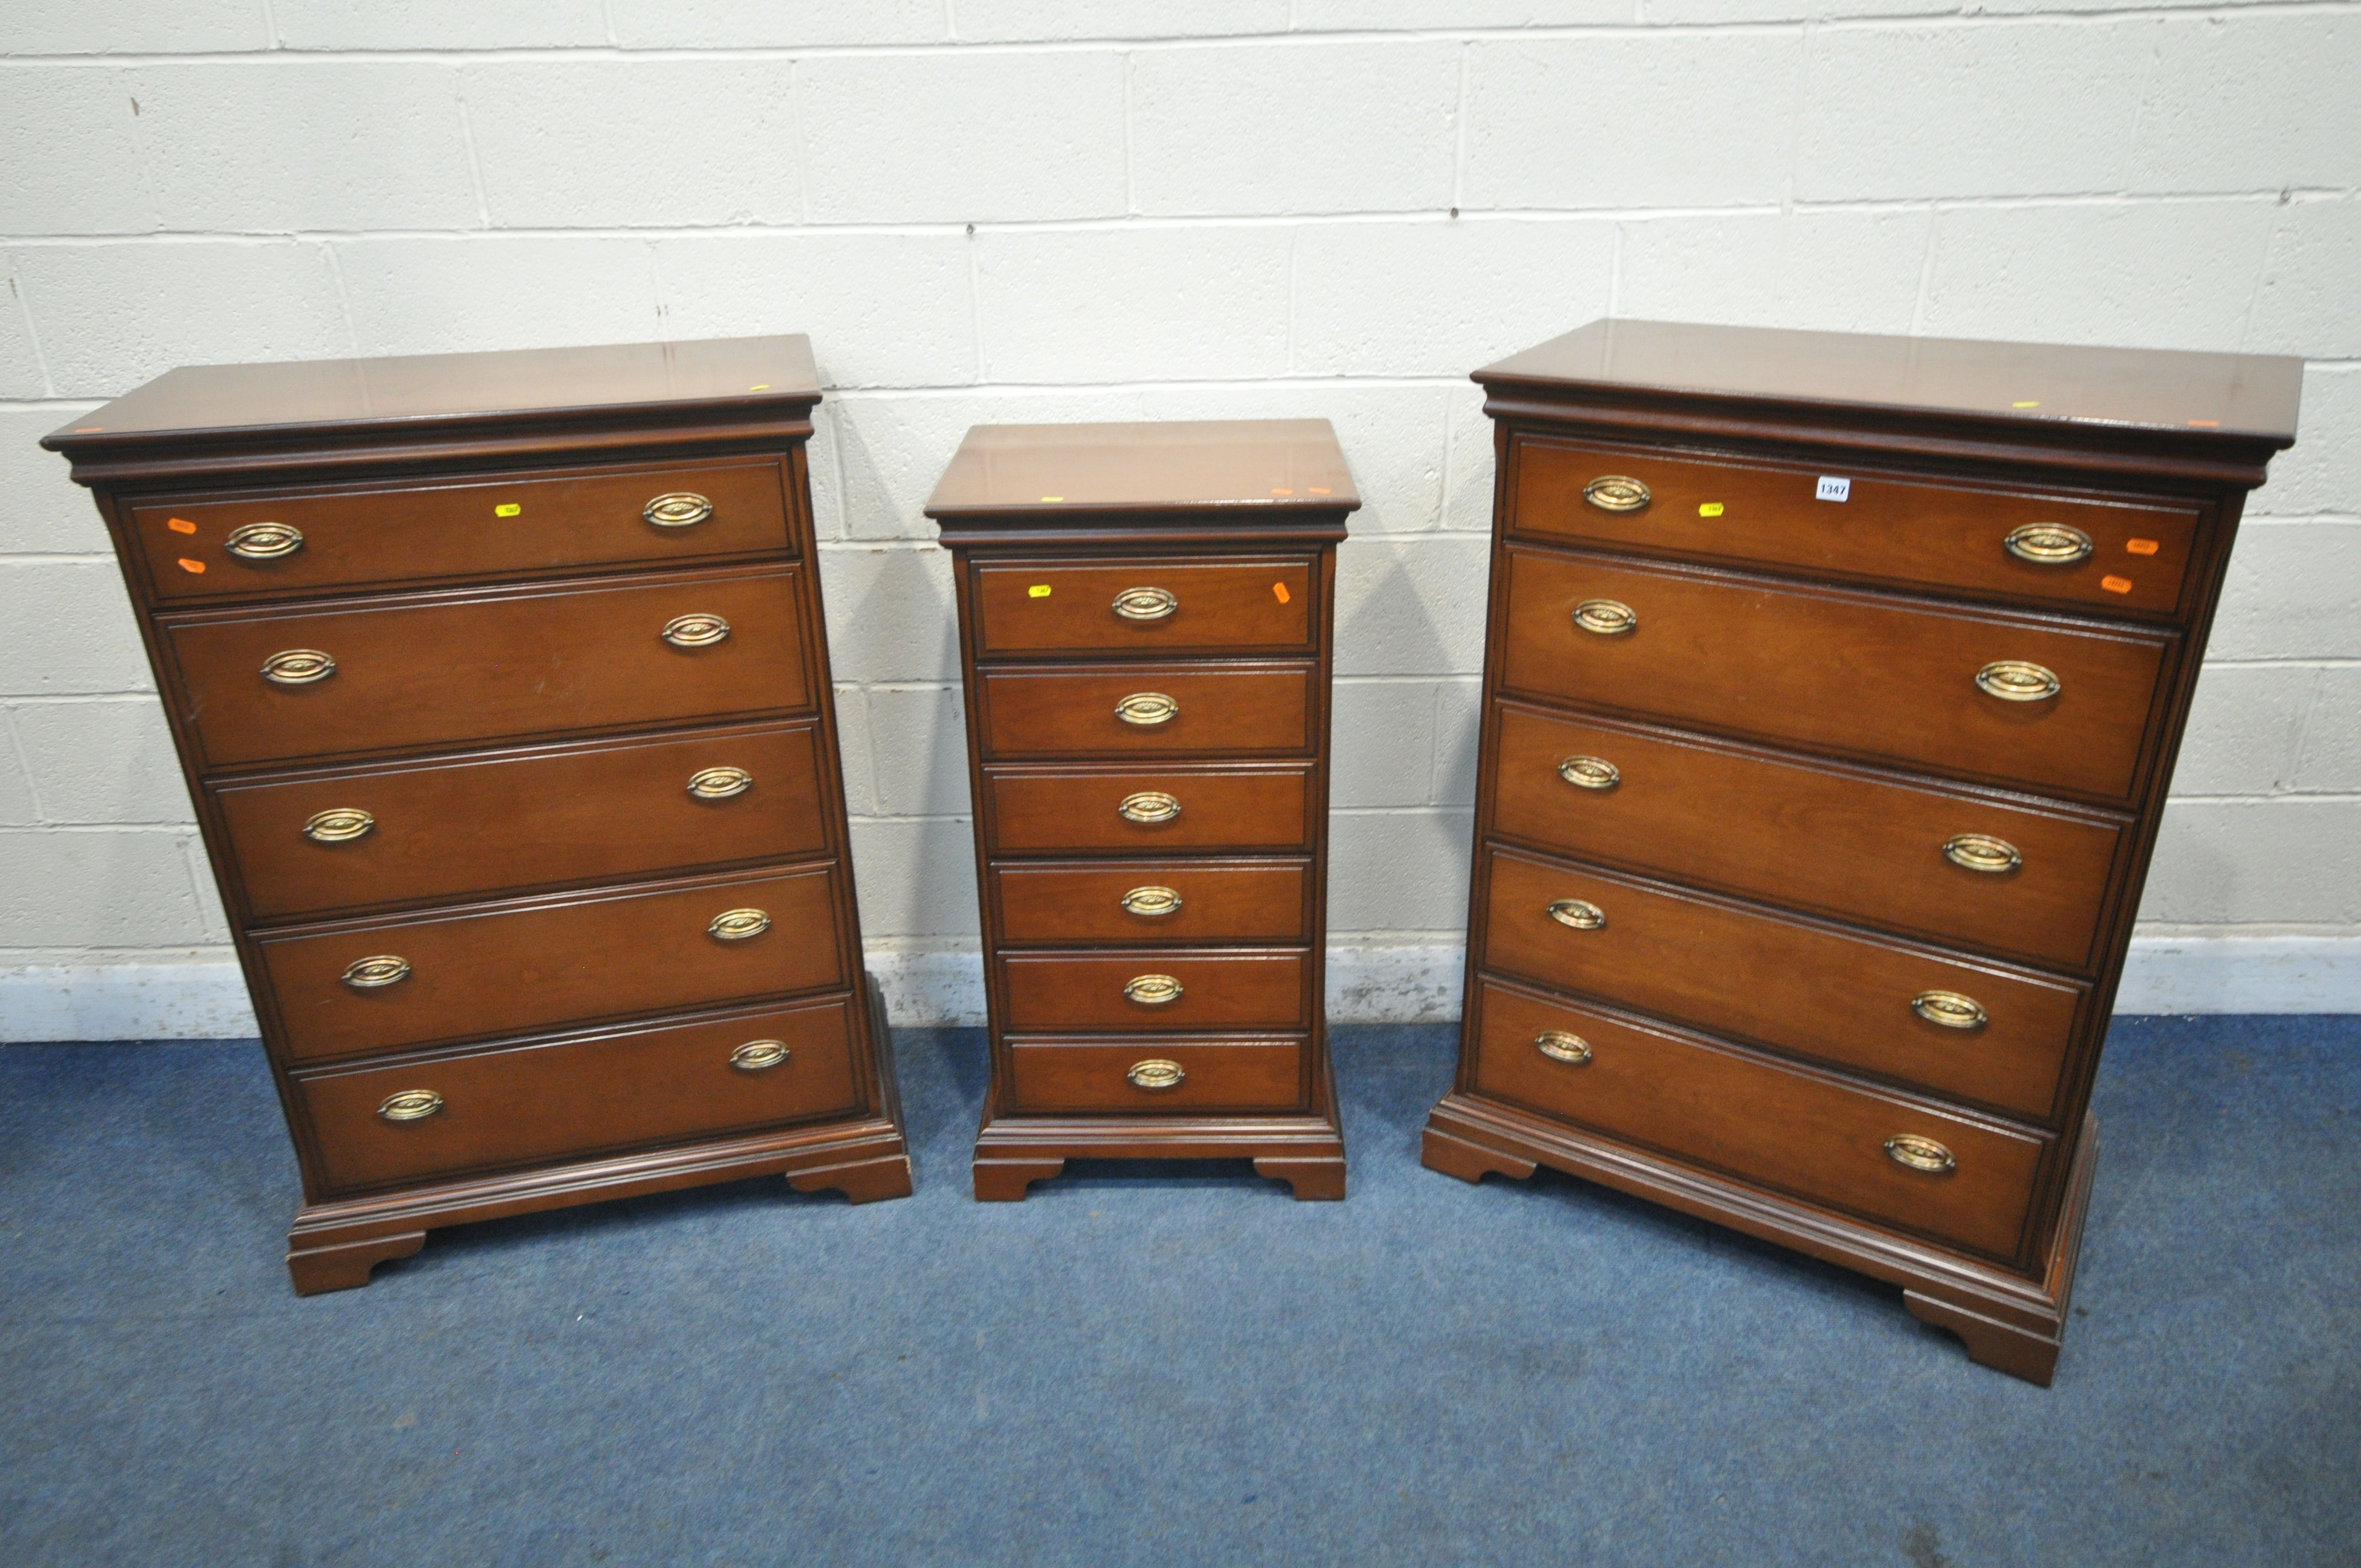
[45,335,912,1293]
[1422,319,2300,1385]
[926,420,1357,1202]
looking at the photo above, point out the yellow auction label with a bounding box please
[1028,585,1052,598]
[494,503,521,518]
[1699,502,1724,518]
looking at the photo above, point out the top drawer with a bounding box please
[971,558,1314,655]
[128,460,795,603]
[1513,439,2200,618]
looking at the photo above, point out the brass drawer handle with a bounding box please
[1573,598,1636,636]
[1116,692,1179,727]
[687,765,753,801]
[1535,1030,1592,1065]
[1547,897,1606,930]
[2004,522,2093,564]
[1124,973,1183,1006]
[1912,990,1988,1030]
[302,808,374,845]
[1943,834,2021,874]
[1584,475,1651,513]
[709,907,771,940]
[1113,586,1178,622]
[340,955,411,990]
[1118,791,1181,824]
[1558,755,1620,791]
[1884,1134,1956,1174]
[662,613,731,649]
[1121,885,1182,917]
[377,1089,443,1124]
[225,521,303,560]
[730,1039,790,1071]
[260,649,336,686]
[1127,1058,1185,1091]
[644,492,715,529]
[1975,660,2060,702]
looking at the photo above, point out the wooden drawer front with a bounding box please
[1513,439,2199,617]
[166,566,811,769]
[978,663,1314,759]
[973,558,1314,655]
[1007,1038,1306,1115]
[1000,949,1311,1033]
[1468,980,2047,1260]
[292,997,859,1194]
[132,460,793,603]
[215,722,830,922]
[1502,549,2168,802]
[257,865,847,1065]
[1490,705,2124,970]
[986,766,1312,854]
[1479,847,2082,1121]
[993,859,1311,946]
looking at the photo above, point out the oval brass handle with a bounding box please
[377,1089,443,1124]
[1911,990,1988,1030]
[260,649,336,686]
[1583,475,1651,514]
[1573,599,1636,636]
[1975,660,2060,702]
[2004,522,2093,564]
[1124,973,1183,1006]
[1884,1134,1956,1174]
[340,955,411,990]
[1117,791,1181,825]
[1558,755,1620,791]
[644,492,715,529]
[1113,586,1178,622]
[1116,692,1179,727]
[730,1039,790,1071]
[225,521,303,560]
[1943,834,2021,874]
[302,808,374,845]
[1121,885,1182,917]
[1547,898,1606,930]
[1535,1030,1593,1065]
[1127,1058,1186,1091]
[709,907,771,940]
[687,766,753,801]
[662,613,731,649]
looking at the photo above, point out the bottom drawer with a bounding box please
[1468,978,2048,1261]
[1007,1038,1305,1115]
[291,996,861,1194]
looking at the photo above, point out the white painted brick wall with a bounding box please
[1,1,2355,1032]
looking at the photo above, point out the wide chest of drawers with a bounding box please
[45,335,912,1293]
[1422,319,2300,1383]
[926,421,1357,1201]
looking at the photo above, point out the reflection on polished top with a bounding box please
[43,335,822,450]
[1476,318,2303,443]
[924,419,1361,517]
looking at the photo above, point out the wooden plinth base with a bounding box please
[973,1057,1347,1202]
[287,978,914,1295]
[1421,1091,2097,1386]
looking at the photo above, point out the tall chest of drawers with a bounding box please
[926,421,1356,1202]
[1422,320,2300,1382]
[45,335,912,1293]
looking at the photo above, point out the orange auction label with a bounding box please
[2125,538,2159,556]
[1273,582,1291,604]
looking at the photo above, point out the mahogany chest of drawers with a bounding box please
[926,421,1357,1201]
[1422,320,2300,1383]
[45,335,911,1293]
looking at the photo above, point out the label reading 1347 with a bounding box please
[1815,476,1851,503]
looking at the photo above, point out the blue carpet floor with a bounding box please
[1,1017,2355,1567]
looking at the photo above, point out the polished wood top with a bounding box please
[43,335,820,455]
[925,420,1360,518]
[1477,319,2302,444]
